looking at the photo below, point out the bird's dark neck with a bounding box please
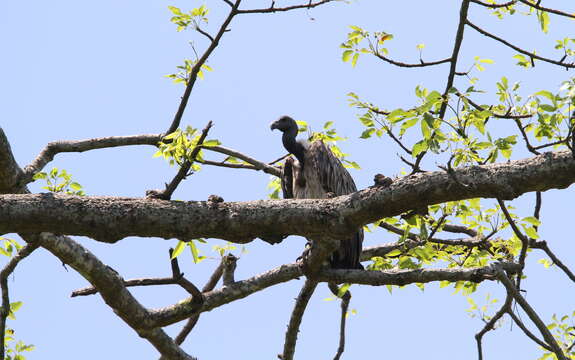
[282,128,305,164]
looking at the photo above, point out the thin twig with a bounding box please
[497,199,529,288]
[150,121,213,200]
[474,294,512,360]
[457,91,533,119]
[466,20,575,69]
[0,243,39,360]
[374,53,452,68]
[268,153,290,166]
[71,277,180,297]
[517,0,575,20]
[328,283,351,360]
[514,118,540,154]
[536,240,575,283]
[166,0,242,134]
[197,159,259,171]
[202,145,282,177]
[280,279,318,360]
[173,258,225,346]
[507,310,552,351]
[496,268,567,360]
[439,0,471,120]
[237,0,336,14]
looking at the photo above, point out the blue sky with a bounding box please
[1,1,574,359]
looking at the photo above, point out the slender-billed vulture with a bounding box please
[271,115,363,269]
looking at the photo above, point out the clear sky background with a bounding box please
[1,0,574,359]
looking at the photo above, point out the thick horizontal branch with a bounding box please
[315,261,520,286]
[19,134,161,186]
[1,151,574,243]
[466,20,575,69]
[149,262,519,327]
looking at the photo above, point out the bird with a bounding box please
[270,115,363,269]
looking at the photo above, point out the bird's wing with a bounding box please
[307,140,357,196]
[281,156,295,199]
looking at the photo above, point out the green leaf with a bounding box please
[168,6,182,15]
[537,10,550,33]
[10,301,22,313]
[534,90,555,101]
[342,50,353,62]
[189,240,200,263]
[32,172,47,180]
[337,283,351,297]
[522,216,541,226]
[360,128,375,139]
[524,226,540,239]
[386,249,402,257]
[171,240,186,259]
[202,139,221,147]
[351,53,360,67]
[412,140,428,157]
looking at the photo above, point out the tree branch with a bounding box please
[517,0,575,20]
[328,283,351,360]
[497,199,529,289]
[474,294,512,360]
[149,262,520,328]
[439,0,471,120]
[280,279,318,360]
[374,53,452,68]
[2,150,575,243]
[534,240,575,283]
[197,159,259,171]
[237,0,337,14]
[30,233,196,359]
[507,309,552,351]
[457,91,534,119]
[148,121,213,200]
[166,0,242,134]
[0,128,25,193]
[469,0,516,8]
[0,243,39,360]
[466,20,575,69]
[18,134,161,187]
[496,267,567,360]
[71,277,179,297]
[173,259,225,346]
[202,145,282,177]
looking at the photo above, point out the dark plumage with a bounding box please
[271,115,363,269]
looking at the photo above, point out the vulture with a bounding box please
[270,115,363,269]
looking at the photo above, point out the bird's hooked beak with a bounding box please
[270,121,279,131]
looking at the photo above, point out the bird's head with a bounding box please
[270,115,297,133]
